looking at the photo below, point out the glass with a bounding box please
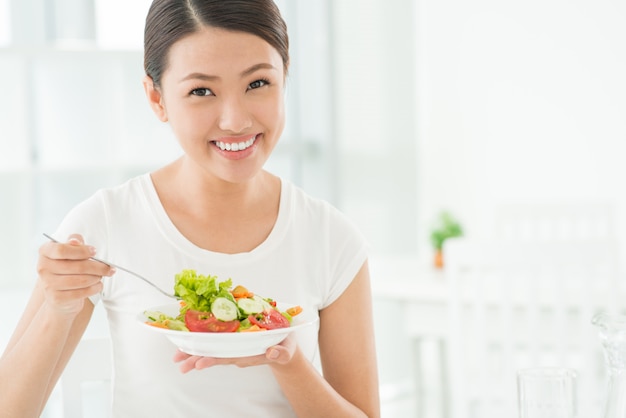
[592,312,626,418]
[517,367,577,418]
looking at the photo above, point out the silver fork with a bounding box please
[43,233,179,300]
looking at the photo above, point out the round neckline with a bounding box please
[138,174,290,263]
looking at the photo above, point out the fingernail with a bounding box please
[68,238,81,245]
[109,267,117,275]
[268,349,279,360]
[87,246,97,255]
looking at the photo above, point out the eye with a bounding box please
[248,79,270,90]
[190,88,214,97]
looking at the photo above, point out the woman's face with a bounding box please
[147,26,286,184]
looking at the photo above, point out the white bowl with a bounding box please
[138,303,318,358]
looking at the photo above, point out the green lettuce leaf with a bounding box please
[173,269,235,314]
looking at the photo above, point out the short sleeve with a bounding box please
[320,206,370,309]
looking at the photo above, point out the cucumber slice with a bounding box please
[237,298,264,315]
[210,297,239,321]
[252,295,274,311]
[144,310,171,322]
[165,319,189,331]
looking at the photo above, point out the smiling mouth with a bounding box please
[213,135,258,152]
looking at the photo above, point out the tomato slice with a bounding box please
[248,309,290,330]
[185,309,240,333]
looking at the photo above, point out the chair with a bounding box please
[61,337,112,418]
[443,237,619,418]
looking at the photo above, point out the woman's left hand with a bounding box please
[173,334,297,373]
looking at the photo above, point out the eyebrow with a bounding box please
[179,63,277,83]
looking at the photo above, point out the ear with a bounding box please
[143,75,168,122]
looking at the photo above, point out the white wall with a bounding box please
[414,0,626,258]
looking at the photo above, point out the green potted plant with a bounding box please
[430,211,463,268]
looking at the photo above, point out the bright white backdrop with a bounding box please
[414,0,626,262]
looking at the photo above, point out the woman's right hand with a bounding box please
[37,234,115,316]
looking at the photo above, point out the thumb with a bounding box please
[67,234,85,245]
[266,346,290,364]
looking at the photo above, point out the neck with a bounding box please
[152,158,278,217]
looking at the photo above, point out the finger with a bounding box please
[46,281,104,305]
[64,233,97,259]
[40,235,96,261]
[177,355,203,374]
[266,346,291,365]
[39,234,113,278]
[172,350,191,363]
[265,336,296,365]
[47,258,113,276]
[67,234,85,245]
[42,272,104,291]
[193,356,219,370]
[38,258,114,285]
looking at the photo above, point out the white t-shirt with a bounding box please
[53,174,368,418]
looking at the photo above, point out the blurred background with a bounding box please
[1,0,625,417]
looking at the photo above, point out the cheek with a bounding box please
[275,101,286,136]
[167,105,214,140]
[275,105,286,136]
[256,95,285,134]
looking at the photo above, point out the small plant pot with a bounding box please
[434,249,444,269]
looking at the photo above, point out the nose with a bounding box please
[217,95,253,133]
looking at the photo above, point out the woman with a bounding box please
[0,1,380,417]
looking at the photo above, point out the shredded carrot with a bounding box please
[146,321,169,329]
[239,325,267,332]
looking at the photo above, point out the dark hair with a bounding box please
[144,0,289,87]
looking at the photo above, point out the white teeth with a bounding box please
[214,136,257,151]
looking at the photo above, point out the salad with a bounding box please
[144,269,303,333]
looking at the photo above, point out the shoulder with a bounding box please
[282,178,343,220]
[54,174,150,241]
[280,177,367,244]
[97,174,150,202]
[72,174,154,217]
